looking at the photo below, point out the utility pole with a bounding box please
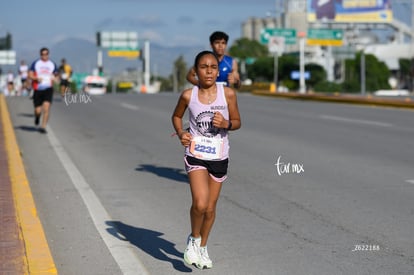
[361,49,366,95]
[299,32,306,94]
[144,40,150,91]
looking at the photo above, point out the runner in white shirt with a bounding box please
[19,60,30,96]
[6,70,15,96]
[29,47,59,134]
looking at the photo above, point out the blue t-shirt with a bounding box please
[216,55,233,86]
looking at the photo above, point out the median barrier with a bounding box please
[252,90,414,109]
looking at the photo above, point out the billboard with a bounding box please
[307,0,393,23]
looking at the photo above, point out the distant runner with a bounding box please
[29,47,59,134]
[59,58,72,96]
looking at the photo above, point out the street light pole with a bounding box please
[361,49,366,95]
[299,32,306,94]
[274,52,279,91]
[272,0,280,92]
[144,40,150,91]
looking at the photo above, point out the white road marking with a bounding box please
[320,115,392,127]
[405,179,414,185]
[46,126,149,275]
[121,102,139,111]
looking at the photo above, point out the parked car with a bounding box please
[82,75,107,95]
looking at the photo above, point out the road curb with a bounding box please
[252,90,414,109]
[0,94,57,274]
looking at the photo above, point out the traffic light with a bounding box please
[6,33,11,49]
[96,32,101,47]
[0,33,12,50]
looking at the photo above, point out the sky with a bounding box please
[1,0,411,76]
[0,0,277,50]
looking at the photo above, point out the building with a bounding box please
[241,0,413,86]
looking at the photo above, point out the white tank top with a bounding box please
[185,84,230,160]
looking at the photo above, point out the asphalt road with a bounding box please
[7,92,414,275]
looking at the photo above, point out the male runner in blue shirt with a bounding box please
[187,31,240,88]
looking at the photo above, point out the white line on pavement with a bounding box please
[46,126,149,275]
[121,102,140,111]
[405,179,414,185]
[320,115,392,127]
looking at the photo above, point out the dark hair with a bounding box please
[40,47,49,54]
[193,50,219,68]
[209,31,229,44]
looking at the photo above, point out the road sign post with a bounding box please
[268,36,286,93]
[261,29,296,92]
[96,31,140,74]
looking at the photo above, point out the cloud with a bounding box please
[169,34,205,47]
[95,15,166,31]
[140,30,163,43]
[177,16,194,25]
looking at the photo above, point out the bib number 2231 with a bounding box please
[190,136,223,160]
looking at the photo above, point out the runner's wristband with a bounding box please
[227,120,232,130]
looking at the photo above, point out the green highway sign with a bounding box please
[260,28,297,45]
[307,29,343,46]
[308,29,343,40]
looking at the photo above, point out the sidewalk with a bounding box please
[0,102,26,274]
[0,94,57,274]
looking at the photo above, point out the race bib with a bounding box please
[40,75,52,86]
[61,73,68,80]
[190,136,223,160]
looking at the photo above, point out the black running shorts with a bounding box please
[184,155,229,182]
[33,88,54,107]
[60,79,69,87]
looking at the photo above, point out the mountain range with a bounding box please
[14,38,206,78]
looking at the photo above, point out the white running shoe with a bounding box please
[198,246,213,269]
[184,235,201,267]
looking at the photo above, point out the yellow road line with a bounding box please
[0,94,57,274]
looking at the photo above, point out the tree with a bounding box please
[343,52,391,93]
[228,38,270,82]
[228,38,269,60]
[399,58,413,90]
[247,56,273,81]
[172,55,188,92]
[304,63,326,88]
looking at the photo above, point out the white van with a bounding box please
[83,75,107,95]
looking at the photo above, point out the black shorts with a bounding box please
[33,88,54,107]
[184,155,229,182]
[60,79,69,87]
